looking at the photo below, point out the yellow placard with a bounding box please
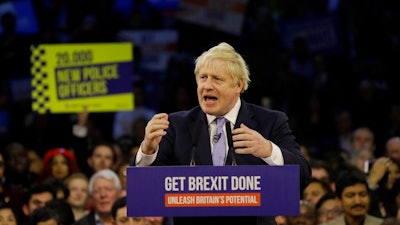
[31,43,134,114]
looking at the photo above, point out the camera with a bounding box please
[364,159,375,174]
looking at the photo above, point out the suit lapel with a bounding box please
[235,101,256,129]
[226,101,257,165]
[190,110,213,165]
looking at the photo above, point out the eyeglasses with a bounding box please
[318,208,343,217]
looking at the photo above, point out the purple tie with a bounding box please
[212,117,226,166]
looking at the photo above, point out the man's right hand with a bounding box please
[141,113,169,155]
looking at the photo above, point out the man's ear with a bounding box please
[22,204,29,216]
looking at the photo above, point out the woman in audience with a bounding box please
[37,147,80,183]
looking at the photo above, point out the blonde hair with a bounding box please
[64,172,89,187]
[194,42,250,93]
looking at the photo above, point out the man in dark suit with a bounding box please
[132,42,311,225]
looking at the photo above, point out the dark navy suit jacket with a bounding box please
[135,100,311,225]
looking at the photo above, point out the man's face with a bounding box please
[387,138,400,163]
[91,177,120,214]
[196,59,243,117]
[26,192,54,215]
[351,129,374,152]
[317,199,342,224]
[339,183,369,218]
[6,147,28,173]
[115,206,145,225]
[303,182,327,205]
[90,146,114,172]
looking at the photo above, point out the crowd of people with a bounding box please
[0,0,400,225]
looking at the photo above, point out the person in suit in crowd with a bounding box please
[75,169,121,225]
[325,169,383,225]
[132,42,311,225]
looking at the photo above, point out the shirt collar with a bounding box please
[206,98,241,126]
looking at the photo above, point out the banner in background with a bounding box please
[176,0,248,36]
[117,30,178,73]
[277,13,343,55]
[31,43,134,114]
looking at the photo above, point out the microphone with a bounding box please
[225,121,237,166]
[213,133,222,143]
[190,120,203,166]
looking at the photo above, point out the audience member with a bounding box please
[350,148,375,173]
[275,215,289,225]
[0,151,24,211]
[315,193,343,225]
[3,142,36,189]
[0,205,17,225]
[326,169,383,225]
[20,184,56,225]
[64,173,90,221]
[45,199,75,225]
[310,160,332,188]
[42,178,70,199]
[287,200,317,225]
[367,157,400,218]
[85,143,116,178]
[38,148,80,183]
[111,196,145,225]
[385,137,400,163]
[26,149,43,177]
[303,178,333,205]
[350,127,376,155]
[76,169,121,225]
[29,206,59,225]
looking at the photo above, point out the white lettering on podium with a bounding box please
[231,176,261,190]
[165,177,186,191]
[188,176,229,191]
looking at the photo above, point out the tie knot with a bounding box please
[215,117,225,128]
